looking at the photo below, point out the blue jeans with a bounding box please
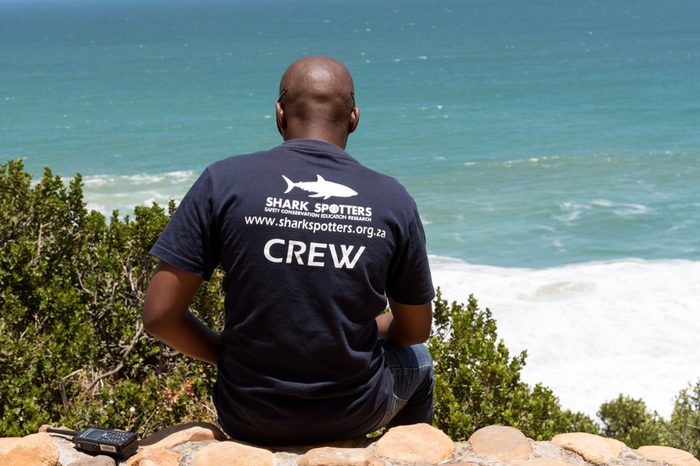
[372,341,434,429]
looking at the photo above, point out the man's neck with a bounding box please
[282,128,348,150]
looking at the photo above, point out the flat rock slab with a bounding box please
[138,422,225,451]
[468,425,532,461]
[67,456,116,466]
[0,432,59,466]
[510,459,573,466]
[125,448,180,466]
[298,446,383,466]
[552,433,625,465]
[374,423,455,464]
[193,440,275,466]
[7,422,700,466]
[637,445,700,466]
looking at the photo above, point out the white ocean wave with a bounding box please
[591,199,613,207]
[557,199,653,224]
[429,255,700,419]
[503,155,562,167]
[614,203,652,216]
[83,170,195,187]
[81,170,198,215]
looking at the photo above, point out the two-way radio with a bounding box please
[46,427,138,460]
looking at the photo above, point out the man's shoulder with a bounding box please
[208,147,280,170]
[202,143,416,207]
[356,165,404,187]
[200,146,288,187]
[355,166,415,203]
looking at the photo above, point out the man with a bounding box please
[143,56,434,445]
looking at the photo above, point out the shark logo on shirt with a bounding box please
[282,175,358,200]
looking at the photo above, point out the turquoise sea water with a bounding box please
[2,0,700,415]
[3,0,699,267]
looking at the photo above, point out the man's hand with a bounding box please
[376,298,432,346]
[143,261,222,365]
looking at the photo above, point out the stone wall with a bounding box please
[1,422,698,466]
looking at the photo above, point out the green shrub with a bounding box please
[0,160,222,437]
[597,395,665,448]
[428,290,599,440]
[665,380,700,457]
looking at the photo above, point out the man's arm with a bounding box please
[376,298,432,346]
[142,261,222,365]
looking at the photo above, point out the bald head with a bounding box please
[275,56,359,148]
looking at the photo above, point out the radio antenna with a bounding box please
[46,427,80,438]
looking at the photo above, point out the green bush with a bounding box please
[597,395,665,448]
[595,385,700,455]
[428,290,599,440]
[0,160,223,437]
[665,380,700,458]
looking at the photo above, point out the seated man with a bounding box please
[143,56,435,445]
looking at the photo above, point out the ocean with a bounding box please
[2,0,699,418]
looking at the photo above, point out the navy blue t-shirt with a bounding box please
[150,139,434,444]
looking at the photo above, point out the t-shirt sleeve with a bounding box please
[385,206,435,305]
[150,169,220,279]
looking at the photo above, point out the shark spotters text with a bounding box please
[245,215,387,239]
[264,196,373,221]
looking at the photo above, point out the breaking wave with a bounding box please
[430,255,700,419]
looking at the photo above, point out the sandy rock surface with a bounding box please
[468,425,532,461]
[6,422,698,466]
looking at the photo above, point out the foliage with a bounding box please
[0,159,224,437]
[597,395,665,448]
[596,385,700,455]
[664,380,700,458]
[428,290,599,440]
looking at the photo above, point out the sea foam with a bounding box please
[82,170,197,216]
[430,255,700,419]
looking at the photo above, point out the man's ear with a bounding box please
[348,106,360,134]
[275,102,286,137]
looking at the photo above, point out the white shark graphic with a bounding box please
[282,175,358,200]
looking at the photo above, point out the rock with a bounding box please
[46,435,87,466]
[530,440,589,465]
[138,422,225,451]
[125,448,180,466]
[17,422,690,466]
[468,425,532,461]
[637,445,700,466]
[298,446,383,466]
[266,436,370,454]
[509,460,572,466]
[272,451,303,466]
[551,433,625,465]
[193,440,275,466]
[0,433,59,466]
[67,455,116,466]
[373,423,455,463]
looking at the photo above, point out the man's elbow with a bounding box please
[387,330,430,347]
[416,325,432,344]
[386,301,433,346]
[142,304,171,337]
[401,326,432,345]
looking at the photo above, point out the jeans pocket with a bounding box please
[393,394,408,414]
[372,393,408,431]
